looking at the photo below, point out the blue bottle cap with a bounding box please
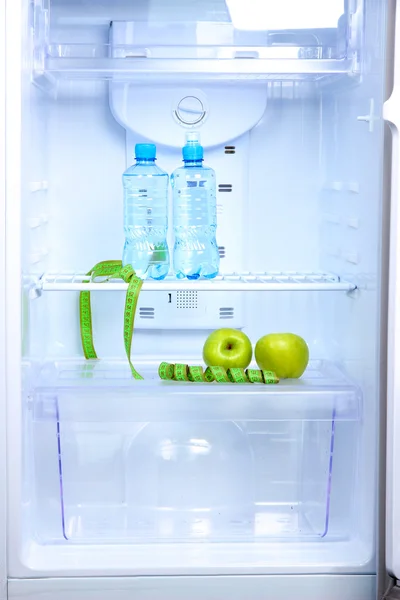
[135,143,156,160]
[183,144,204,161]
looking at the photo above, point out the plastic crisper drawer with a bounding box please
[29,359,361,544]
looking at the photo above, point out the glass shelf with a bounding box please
[35,271,356,294]
[31,359,361,422]
[33,3,359,85]
[40,52,354,83]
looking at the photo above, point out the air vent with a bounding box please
[225,146,236,154]
[139,307,155,319]
[177,290,198,309]
[219,307,234,319]
[218,184,233,193]
[218,246,226,258]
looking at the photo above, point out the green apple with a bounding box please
[255,333,309,379]
[203,328,253,370]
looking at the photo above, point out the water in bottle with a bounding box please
[171,133,220,280]
[122,144,169,280]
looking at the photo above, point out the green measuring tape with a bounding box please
[159,362,279,384]
[80,260,144,380]
[80,261,279,385]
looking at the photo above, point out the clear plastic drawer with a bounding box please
[29,359,361,544]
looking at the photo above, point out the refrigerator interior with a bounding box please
[7,0,387,577]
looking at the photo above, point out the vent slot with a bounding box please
[218,184,233,192]
[177,291,198,309]
[225,146,236,154]
[218,246,226,258]
[219,307,234,319]
[139,307,155,319]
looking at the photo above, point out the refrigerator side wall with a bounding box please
[384,0,400,582]
[378,2,396,598]
[0,0,7,597]
[5,0,23,584]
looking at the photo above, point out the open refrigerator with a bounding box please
[2,0,400,599]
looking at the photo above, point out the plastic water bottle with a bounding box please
[122,144,169,280]
[171,133,220,280]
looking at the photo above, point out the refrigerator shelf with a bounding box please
[36,44,354,83]
[37,271,356,293]
[31,359,361,422]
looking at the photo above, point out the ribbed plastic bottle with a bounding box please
[122,143,169,280]
[171,133,220,280]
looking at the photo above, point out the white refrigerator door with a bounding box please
[384,0,400,582]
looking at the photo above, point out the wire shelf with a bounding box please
[38,272,356,293]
